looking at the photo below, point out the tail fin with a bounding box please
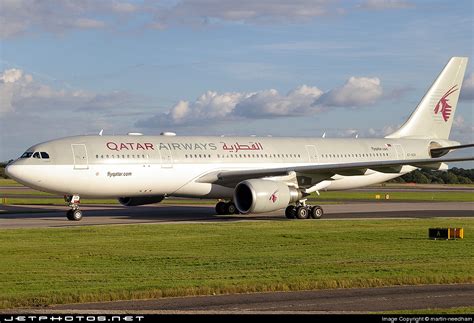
[386,57,468,139]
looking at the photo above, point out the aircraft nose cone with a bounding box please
[5,164,19,181]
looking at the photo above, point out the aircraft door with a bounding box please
[160,149,173,168]
[394,144,405,160]
[305,145,319,163]
[71,144,89,169]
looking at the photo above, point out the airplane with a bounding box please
[5,57,474,221]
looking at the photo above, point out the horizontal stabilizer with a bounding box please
[431,143,474,155]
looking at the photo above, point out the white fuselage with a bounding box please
[6,135,452,199]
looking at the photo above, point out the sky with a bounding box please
[0,0,473,167]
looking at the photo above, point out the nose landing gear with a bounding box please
[65,195,83,221]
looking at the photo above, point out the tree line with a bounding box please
[388,167,474,184]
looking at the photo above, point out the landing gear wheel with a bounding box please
[225,202,237,215]
[296,206,310,219]
[65,195,82,221]
[215,201,238,215]
[310,205,323,219]
[215,201,227,215]
[67,209,82,221]
[71,209,83,221]
[285,205,296,219]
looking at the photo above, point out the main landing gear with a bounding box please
[65,195,83,221]
[215,201,239,215]
[285,202,323,220]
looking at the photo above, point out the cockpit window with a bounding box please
[20,152,33,158]
[20,151,50,159]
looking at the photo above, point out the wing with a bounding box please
[197,155,474,187]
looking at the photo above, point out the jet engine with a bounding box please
[118,196,165,206]
[234,179,302,214]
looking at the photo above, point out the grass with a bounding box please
[0,179,22,186]
[0,198,119,205]
[0,218,473,309]
[1,190,472,207]
[0,190,56,196]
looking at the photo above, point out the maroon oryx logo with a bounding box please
[269,190,278,203]
[434,85,458,122]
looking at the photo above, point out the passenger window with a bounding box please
[33,152,41,159]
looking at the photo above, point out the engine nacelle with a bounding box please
[234,179,302,214]
[118,196,165,206]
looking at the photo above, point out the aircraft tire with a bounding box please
[71,209,83,221]
[310,205,323,219]
[215,202,227,215]
[225,202,237,215]
[285,205,296,219]
[66,209,74,221]
[296,206,310,219]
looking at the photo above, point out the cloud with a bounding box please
[460,72,474,100]
[136,77,383,128]
[316,77,382,107]
[1,0,343,38]
[0,0,137,39]
[0,67,155,159]
[1,69,33,115]
[234,85,324,118]
[137,91,251,127]
[0,0,417,38]
[358,0,414,10]
[0,69,25,83]
[149,0,343,29]
[0,68,89,115]
[453,116,474,134]
[451,115,473,148]
[0,68,142,117]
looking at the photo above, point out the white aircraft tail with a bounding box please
[386,57,468,140]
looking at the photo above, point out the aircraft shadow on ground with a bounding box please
[1,205,472,223]
[0,204,286,222]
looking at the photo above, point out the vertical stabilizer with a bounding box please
[386,57,468,139]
